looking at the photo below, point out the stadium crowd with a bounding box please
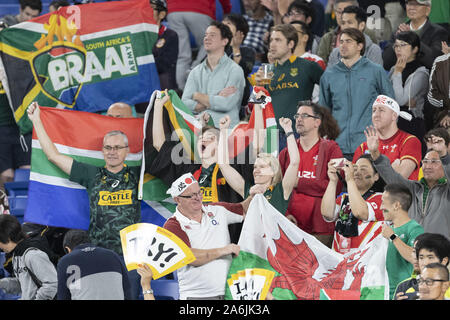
[0,0,449,301]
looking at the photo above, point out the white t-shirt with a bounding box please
[164,203,243,299]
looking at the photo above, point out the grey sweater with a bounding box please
[0,247,57,300]
[373,154,450,239]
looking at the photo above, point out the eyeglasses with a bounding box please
[294,113,320,120]
[287,10,306,17]
[393,43,410,49]
[178,191,203,199]
[417,278,447,286]
[421,159,442,165]
[103,145,128,152]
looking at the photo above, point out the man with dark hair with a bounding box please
[279,101,343,247]
[380,183,425,299]
[319,28,394,160]
[395,232,450,300]
[316,0,378,64]
[0,215,57,300]
[418,262,450,300]
[284,0,321,53]
[57,229,132,300]
[182,20,245,129]
[150,0,179,91]
[327,5,382,67]
[0,0,42,28]
[254,23,324,150]
[167,0,232,89]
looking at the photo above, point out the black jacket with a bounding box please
[382,18,448,71]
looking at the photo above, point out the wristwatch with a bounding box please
[143,289,154,295]
[389,233,398,242]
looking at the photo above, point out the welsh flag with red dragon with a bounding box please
[225,195,390,300]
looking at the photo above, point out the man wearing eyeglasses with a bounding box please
[366,125,450,239]
[163,173,244,300]
[27,102,142,298]
[279,101,343,247]
[418,263,449,300]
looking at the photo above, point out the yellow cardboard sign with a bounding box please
[120,223,196,279]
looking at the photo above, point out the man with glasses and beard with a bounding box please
[279,101,343,248]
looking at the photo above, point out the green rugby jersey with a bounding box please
[267,55,323,127]
[70,160,141,255]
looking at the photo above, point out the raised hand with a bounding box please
[279,117,293,134]
[27,101,40,123]
[155,89,170,107]
[326,159,339,183]
[394,56,407,74]
[364,125,379,154]
[219,115,231,130]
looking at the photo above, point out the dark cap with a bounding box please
[150,0,167,11]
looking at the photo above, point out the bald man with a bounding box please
[106,102,133,118]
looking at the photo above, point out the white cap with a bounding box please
[373,95,412,121]
[167,173,198,197]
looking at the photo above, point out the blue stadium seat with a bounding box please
[14,168,30,182]
[4,181,29,197]
[8,196,28,224]
[149,279,180,300]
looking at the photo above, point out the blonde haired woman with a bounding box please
[217,111,299,215]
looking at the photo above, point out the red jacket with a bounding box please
[167,0,231,20]
[279,138,343,235]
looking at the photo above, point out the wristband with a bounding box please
[285,131,295,138]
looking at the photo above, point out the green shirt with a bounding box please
[386,220,424,299]
[429,0,449,24]
[267,55,323,128]
[420,176,448,211]
[244,181,290,215]
[69,160,141,255]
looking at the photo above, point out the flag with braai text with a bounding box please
[0,0,160,134]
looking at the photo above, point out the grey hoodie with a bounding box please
[373,153,450,239]
[0,247,57,300]
[327,34,383,68]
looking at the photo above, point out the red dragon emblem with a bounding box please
[267,227,368,300]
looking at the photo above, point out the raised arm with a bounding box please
[321,160,340,222]
[152,90,170,152]
[342,160,369,221]
[217,115,245,198]
[279,117,300,200]
[27,102,73,175]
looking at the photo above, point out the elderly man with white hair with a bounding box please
[163,173,246,300]
[353,95,422,180]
